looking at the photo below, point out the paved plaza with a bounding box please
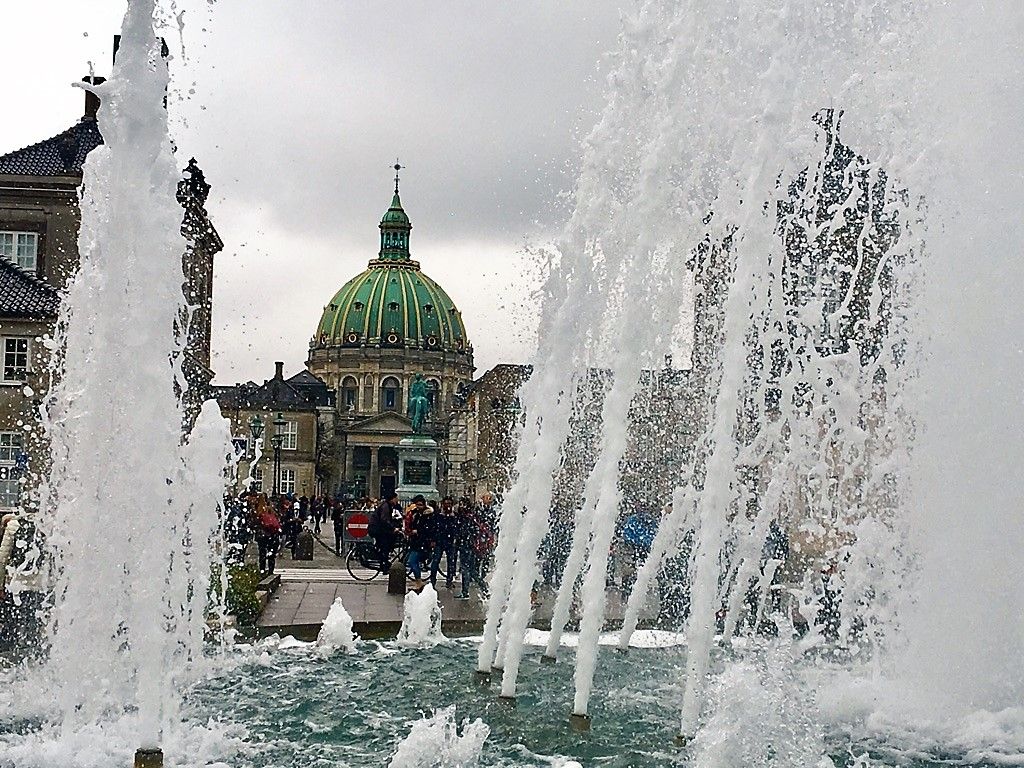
[255,532,491,639]
[254,531,638,640]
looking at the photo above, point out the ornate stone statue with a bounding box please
[407,373,431,433]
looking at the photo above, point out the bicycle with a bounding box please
[345,536,410,581]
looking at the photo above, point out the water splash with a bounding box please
[386,708,489,768]
[689,642,830,768]
[27,0,232,752]
[893,0,1024,717]
[314,597,358,657]
[482,0,1023,756]
[397,585,446,648]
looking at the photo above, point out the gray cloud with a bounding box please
[3,0,629,381]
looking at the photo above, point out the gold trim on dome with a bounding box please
[374,268,392,343]
[409,272,424,346]
[336,268,371,340]
[397,268,412,341]
[421,276,452,346]
[363,267,388,341]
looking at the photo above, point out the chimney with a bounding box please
[274,361,284,380]
[82,76,106,121]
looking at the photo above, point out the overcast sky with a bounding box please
[2,1,627,383]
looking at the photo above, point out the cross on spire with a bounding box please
[393,160,403,194]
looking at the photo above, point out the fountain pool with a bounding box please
[4,631,1021,767]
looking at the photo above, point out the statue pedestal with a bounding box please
[396,435,439,502]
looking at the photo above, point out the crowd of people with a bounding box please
[223,489,809,633]
[223,488,500,600]
[365,492,496,598]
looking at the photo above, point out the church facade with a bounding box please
[307,174,474,499]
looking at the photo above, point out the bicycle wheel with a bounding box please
[346,546,380,582]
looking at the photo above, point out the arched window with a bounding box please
[341,376,358,411]
[381,376,402,412]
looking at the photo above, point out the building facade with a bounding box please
[0,261,59,512]
[0,74,222,513]
[213,363,334,497]
[445,364,529,501]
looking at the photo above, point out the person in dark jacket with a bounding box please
[224,493,252,566]
[253,494,281,575]
[330,499,346,555]
[455,500,490,599]
[311,495,325,534]
[430,496,458,588]
[405,496,435,588]
[370,491,403,572]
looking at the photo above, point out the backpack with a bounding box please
[258,508,282,535]
[473,522,495,556]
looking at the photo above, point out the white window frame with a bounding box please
[279,467,296,495]
[280,420,298,451]
[0,231,38,272]
[231,436,249,456]
[251,466,264,492]
[0,431,23,510]
[0,432,22,464]
[2,337,29,384]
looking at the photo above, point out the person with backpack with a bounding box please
[405,495,436,589]
[253,493,282,575]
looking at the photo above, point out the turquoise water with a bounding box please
[181,638,1010,767]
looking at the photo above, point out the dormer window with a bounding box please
[424,304,434,314]
[353,301,364,311]
[388,302,400,312]
[0,232,38,272]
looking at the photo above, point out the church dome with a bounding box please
[313,178,471,355]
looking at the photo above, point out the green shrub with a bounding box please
[211,563,261,628]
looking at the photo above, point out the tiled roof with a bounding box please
[0,119,103,176]
[0,258,59,319]
[213,370,334,411]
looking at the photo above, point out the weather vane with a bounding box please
[393,159,404,194]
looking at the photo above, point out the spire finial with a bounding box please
[393,159,403,194]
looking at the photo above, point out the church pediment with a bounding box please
[347,411,414,435]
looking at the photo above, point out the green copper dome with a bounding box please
[314,183,471,354]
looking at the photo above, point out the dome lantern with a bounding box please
[378,162,412,261]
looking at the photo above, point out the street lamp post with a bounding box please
[271,411,286,497]
[247,414,265,492]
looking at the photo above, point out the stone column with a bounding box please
[369,446,379,499]
[345,445,355,486]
